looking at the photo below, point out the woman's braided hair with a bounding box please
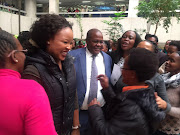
[0,30,17,67]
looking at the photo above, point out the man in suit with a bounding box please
[69,29,112,135]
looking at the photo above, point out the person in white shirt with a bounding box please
[69,28,112,135]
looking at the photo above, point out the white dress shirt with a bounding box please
[81,48,105,110]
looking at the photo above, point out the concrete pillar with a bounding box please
[128,0,139,17]
[25,0,36,18]
[49,0,59,14]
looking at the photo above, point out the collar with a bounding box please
[122,85,149,92]
[86,47,102,58]
[0,69,21,78]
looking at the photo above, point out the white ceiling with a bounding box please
[36,0,129,7]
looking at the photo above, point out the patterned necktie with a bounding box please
[88,55,98,104]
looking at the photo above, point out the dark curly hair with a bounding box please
[0,30,17,67]
[111,30,142,64]
[169,40,180,51]
[30,14,72,52]
[18,31,30,49]
[145,34,159,43]
[128,48,159,82]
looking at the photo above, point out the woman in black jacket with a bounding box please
[88,48,165,135]
[22,14,80,135]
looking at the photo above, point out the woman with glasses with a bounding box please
[0,30,57,135]
[22,14,80,135]
[109,30,142,94]
[88,48,165,135]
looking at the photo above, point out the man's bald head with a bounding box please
[86,29,102,40]
[86,29,103,55]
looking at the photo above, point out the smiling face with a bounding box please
[165,53,180,75]
[46,27,73,63]
[121,31,136,51]
[86,30,103,55]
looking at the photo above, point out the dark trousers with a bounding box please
[79,110,92,135]
[79,105,107,135]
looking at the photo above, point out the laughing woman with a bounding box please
[22,14,80,135]
[156,52,180,135]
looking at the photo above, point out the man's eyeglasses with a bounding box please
[7,49,28,57]
[92,40,104,45]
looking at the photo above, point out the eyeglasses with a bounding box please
[92,40,104,45]
[7,49,28,57]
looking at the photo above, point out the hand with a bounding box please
[88,98,100,107]
[97,74,109,89]
[154,92,167,110]
[71,128,80,135]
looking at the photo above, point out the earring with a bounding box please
[15,60,18,62]
[47,41,50,44]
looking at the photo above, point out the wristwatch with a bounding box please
[72,124,81,130]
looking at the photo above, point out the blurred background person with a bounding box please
[163,40,171,54]
[71,39,77,50]
[111,40,118,52]
[77,40,85,48]
[145,34,167,67]
[101,41,108,53]
[108,39,114,52]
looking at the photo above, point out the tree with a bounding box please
[102,12,125,41]
[137,0,180,34]
[75,14,83,40]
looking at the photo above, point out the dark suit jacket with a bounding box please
[69,47,112,107]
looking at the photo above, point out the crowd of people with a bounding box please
[0,14,180,135]
[0,1,18,14]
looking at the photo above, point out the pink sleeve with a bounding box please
[24,83,57,135]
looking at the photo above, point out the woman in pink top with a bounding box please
[0,30,57,135]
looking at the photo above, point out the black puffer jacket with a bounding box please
[23,50,76,135]
[88,86,166,135]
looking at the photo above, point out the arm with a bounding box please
[71,91,80,135]
[168,107,180,119]
[22,65,42,85]
[25,83,57,135]
[88,99,138,135]
[153,74,171,112]
[97,74,116,103]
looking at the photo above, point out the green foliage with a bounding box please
[102,12,125,41]
[75,14,84,39]
[134,28,147,38]
[137,0,180,34]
